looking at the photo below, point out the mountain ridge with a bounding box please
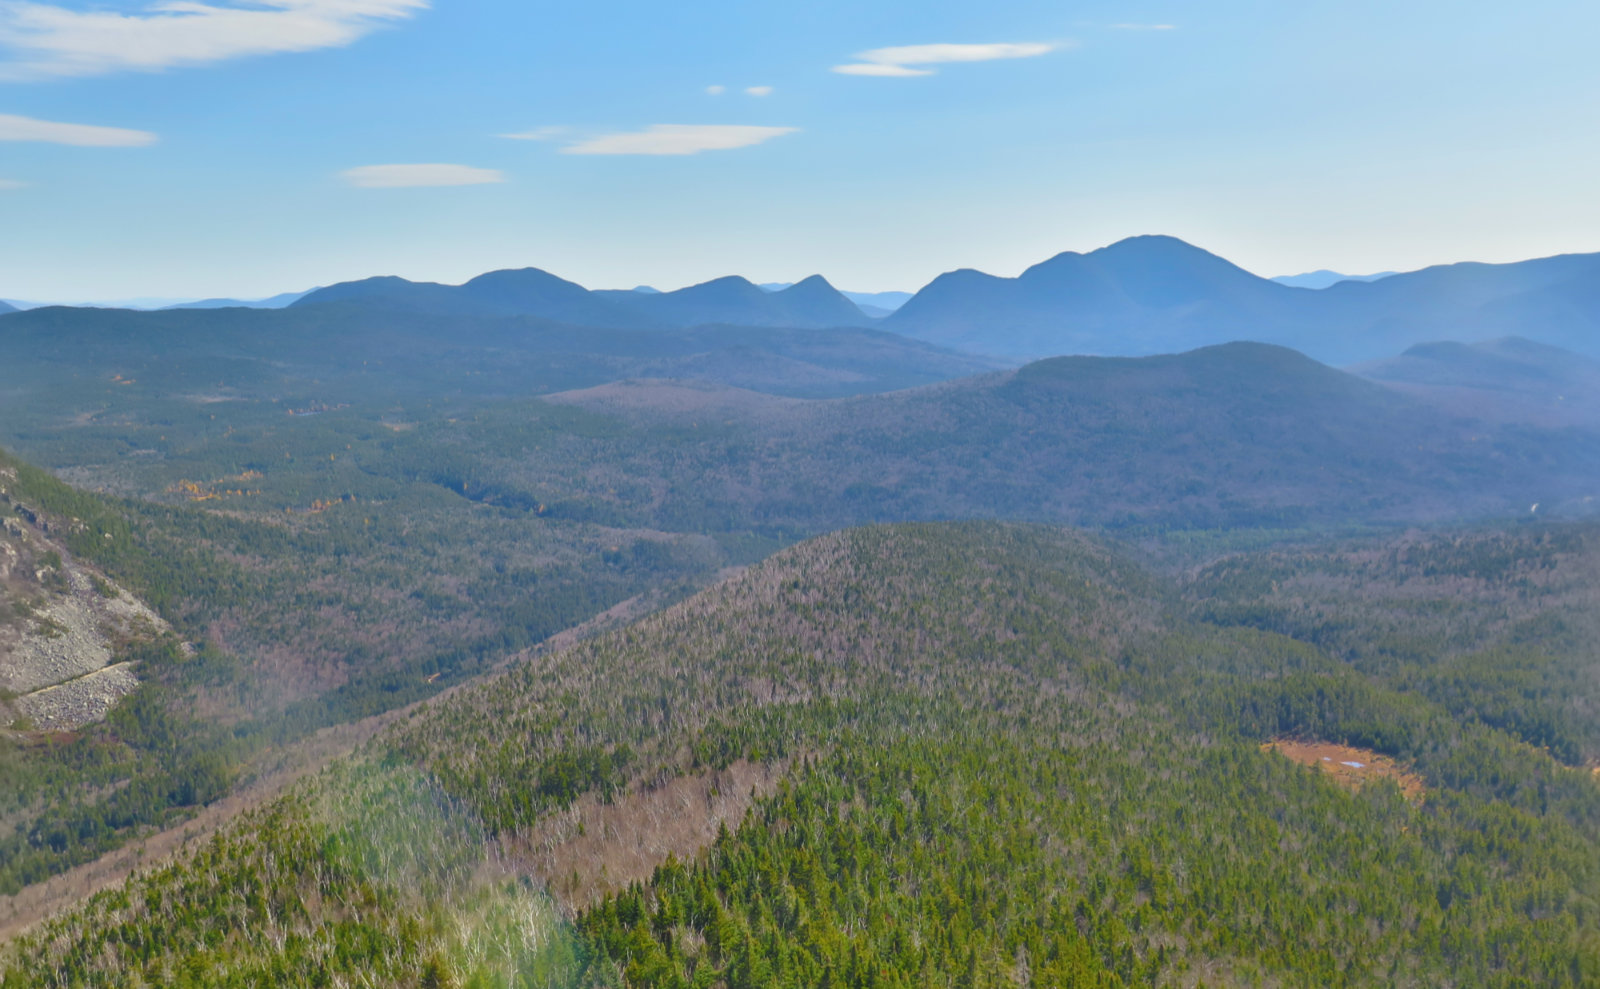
[1272,268,1398,289]
[24,236,1600,365]
[885,236,1600,363]
[1351,336,1600,427]
[298,267,877,330]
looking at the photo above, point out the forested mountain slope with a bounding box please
[505,342,1600,530]
[0,302,994,412]
[7,520,1600,988]
[0,438,737,901]
[1352,337,1600,427]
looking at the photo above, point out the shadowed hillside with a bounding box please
[0,302,997,415]
[1352,337,1600,427]
[513,343,1600,531]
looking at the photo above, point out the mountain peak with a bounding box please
[778,274,841,296]
[463,266,583,288]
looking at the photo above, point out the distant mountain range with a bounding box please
[281,237,1600,363]
[0,291,309,311]
[759,283,914,315]
[10,237,1600,366]
[295,269,878,330]
[162,290,310,310]
[1271,269,1398,289]
[882,236,1600,364]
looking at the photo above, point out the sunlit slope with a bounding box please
[9,520,1600,987]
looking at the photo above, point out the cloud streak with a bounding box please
[833,41,1059,77]
[560,124,797,156]
[0,177,25,189]
[0,0,426,79]
[1110,23,1176,31]
[0,112,156,146]
[499,126,566,141]
[341,163,503,188]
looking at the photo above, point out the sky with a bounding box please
[2,0,1599,302]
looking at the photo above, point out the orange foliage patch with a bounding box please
[1264,740,1426,802]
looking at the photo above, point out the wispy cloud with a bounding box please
[341,163,504,188]
[560,124,797,156]
[0,177,25,189]
[705,84,725,95]
[499,126,566,141]
[833,41,1060,77]
[0,0,426,80]
[1110,23,1176,31]
[0,112,156,146]
[745,85,772,97]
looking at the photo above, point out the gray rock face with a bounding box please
[0,596,115,694]
[0,499,166,731]
[12,663,139,731]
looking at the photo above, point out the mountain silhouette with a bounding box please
[886,236,1600,363]
[297,268,874,330]
[1271,269,1397,289]
[162,290,310,310]
[886,235,1294,358]
[594,273,873,328]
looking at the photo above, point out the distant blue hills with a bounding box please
[282,236,1600,364]
[295,269,878,331]
[9,236,1599,366]
[162,290,310,310]
[1271,269,1398,290]
[881,236,1600,364]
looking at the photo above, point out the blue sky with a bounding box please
[2,0,1598,301]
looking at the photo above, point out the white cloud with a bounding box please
[705,84,725,95]
[833,41,1059,77]
[0,0,426,80]
[833,62,930,77]
[1110,23,1176,30]
[0,177,25,188]
[560,124,797,156]
[0,112,156,146]
[745,85,772,97]
[499,126,565,141]
[341,164,504,188]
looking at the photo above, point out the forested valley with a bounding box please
[1,302,1598,987]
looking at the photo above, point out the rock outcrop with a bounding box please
[0,492,166,731]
